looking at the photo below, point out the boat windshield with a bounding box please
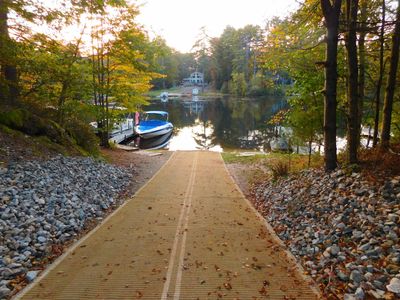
[142,112,168,121]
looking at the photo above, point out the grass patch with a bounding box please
[146,87,183,97]
[33,135,68,156]
[0,124,18,135]
[199,91,224,98]
[221,152,267,164]
[265,152,324,173]
[222,151,324,173]
[270,160,289,180]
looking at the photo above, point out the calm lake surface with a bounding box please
[144,95,287,152]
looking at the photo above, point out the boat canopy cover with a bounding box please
[144,111,168,116]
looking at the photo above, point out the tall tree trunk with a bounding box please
[358,0,367,147]
[0,0,19,105]
[380,0,400,149]
[373,0,386,146]
[345,0,359,164]
[321,0,342,171]
[244,38,250,83]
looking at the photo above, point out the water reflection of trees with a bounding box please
[147,96,287,151]
[203,97,287,150]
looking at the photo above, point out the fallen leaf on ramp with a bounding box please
[259,286,268,295]
[135,291,143,298]
[223,282,232,290]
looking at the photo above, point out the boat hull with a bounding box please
[134,123,173,139]
[138,131,173,150]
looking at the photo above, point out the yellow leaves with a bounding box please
[268,109,289,126]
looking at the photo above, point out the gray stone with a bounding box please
[368,289,385,299]
[330,244,340,256]
[344,294,356,300]
[8,263,22,269]
[25,270,39,282]
[350,270,363,283]
[1,268,13,279]
[358,243,370,252]
[386,277,400,294]
[0,286,11,298]
[364,272,373,281]
[353,230,363,239]
[387,214,399,222]
[369,238,379,245]
[366,265,374,273]
[337,271,349,282]
[387,231,398,241]
[354,287,365,299]
[336,222,346,230]
[37,236,47,243]
[373,280,385,290]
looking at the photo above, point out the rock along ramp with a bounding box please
[15,151,319,299]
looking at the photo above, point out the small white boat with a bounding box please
[160,92,169,102]
[134,111,173,139]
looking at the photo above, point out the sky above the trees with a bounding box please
[136,0,298,53]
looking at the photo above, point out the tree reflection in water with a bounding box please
[145,96,287,151]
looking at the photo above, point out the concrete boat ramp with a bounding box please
[15,151,319,299]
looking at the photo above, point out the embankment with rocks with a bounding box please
[0,156,132,299]
[252,168,400,299]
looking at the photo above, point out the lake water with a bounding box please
[142,95,287,152]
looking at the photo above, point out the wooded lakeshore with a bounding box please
[1,0,400,169]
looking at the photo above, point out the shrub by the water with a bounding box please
[65,119,99,156]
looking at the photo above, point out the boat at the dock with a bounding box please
[134,111,173,139]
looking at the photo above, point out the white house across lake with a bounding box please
[182,72,204,86]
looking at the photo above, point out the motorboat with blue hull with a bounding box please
[122,130,173,150]
[134,111,173,139]
[137,131,173,150]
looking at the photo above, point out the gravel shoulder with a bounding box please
[225,160,400,299]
